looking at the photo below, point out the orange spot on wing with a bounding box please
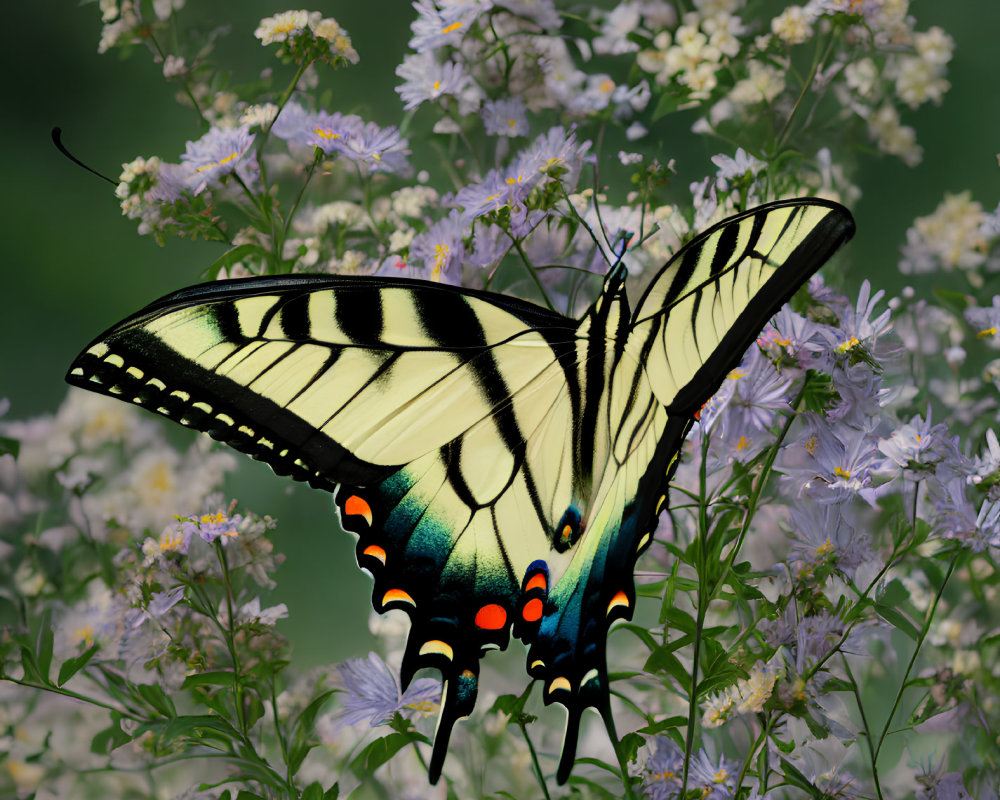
[607,590,629,614]
[525,573,547,592]
[522,597,543,622]
[382,588,415,606]
[362,544,386,564]
[344,495,373,525]
[475,604,507,630]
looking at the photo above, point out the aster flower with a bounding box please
[330,651,440,729]
[687,748,739,799]
[304,110,365,156]
[179,125,257,195]
[878,410,961,479]
[409,0,481,53]
[179,509,243,544]
[395,52,472,110]
[338,122,411,175]
[963,295,1000,348]
[969,429,1000,485]
[782,416,882,505]
[409,209,468,283]
[822,280,895,363]
[482,97,530,137]
[787,502,875,581]
[642,736,684,799]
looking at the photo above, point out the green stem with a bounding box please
[0,676,144,723]
[518,721,553,800]
[873,554,958,761]
[512,237,556,311]
[842,654,884,800]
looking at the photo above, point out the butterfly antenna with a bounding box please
[51,127,118,186]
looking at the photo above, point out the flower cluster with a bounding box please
[7,1,999,799]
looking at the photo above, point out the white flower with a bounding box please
[254,10,309,45]
[162,54,185,79]
[729,59,786,106]
[771,5,813,45]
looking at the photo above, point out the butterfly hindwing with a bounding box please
[66,198,855,784]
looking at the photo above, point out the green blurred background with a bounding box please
[3,2,997,667]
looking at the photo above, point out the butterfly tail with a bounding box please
[427,669,479,783]
[556,704,583,784]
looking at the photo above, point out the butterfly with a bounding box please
[67,197,854,783]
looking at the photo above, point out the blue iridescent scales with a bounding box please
[66,198,855,784]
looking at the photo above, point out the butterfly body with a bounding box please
[67,198,854,783]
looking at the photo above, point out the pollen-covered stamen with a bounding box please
[441,21,462,34]
[837,336,860,353]
[980,327,998,338]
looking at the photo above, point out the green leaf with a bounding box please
[644,646,688,688]
[636,716,686,736]
[301,783,324,800]
[57,644,100,686]
[696,667,742,699]
[36,619,54,684]
[136,683,176,717]
[661,605,696,633]
[161,714,239,746]
[875,602,920,641]
[235,792,267,800]
[821,677,853,693]
[0,435,18,458]
[618,732,643,765]
[348,732,418,779]
[323,785,339,800]
[182,670,237,689]
[294,689,336,736]
[91,712,133,754]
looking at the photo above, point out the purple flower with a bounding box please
[781,415,882,505]
[762,308,834,371]
[821,280,895,360]
[179,125,257,195]
[339,122,411,175]
[877,410,961,478]
[131,585,186,628]
[687,748,739,799]
[179,510,243,543]
[332,651,440,728]
[270,101,319,146]
[642,736,684,800]
[787,502,875,580]
[455,126,588,224]
[395,52,471,110]
[482,97,529,137]
[409,209,468,283]
[305,110,365,155]
[408,0,482,53]
[963,295,1000,348]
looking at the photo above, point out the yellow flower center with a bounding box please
[834,466,851,479]
[431,243,450,280]
[441,21,462,34]
[979,326,997,338]
[73,625,95,648]
[837,336,860,353]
